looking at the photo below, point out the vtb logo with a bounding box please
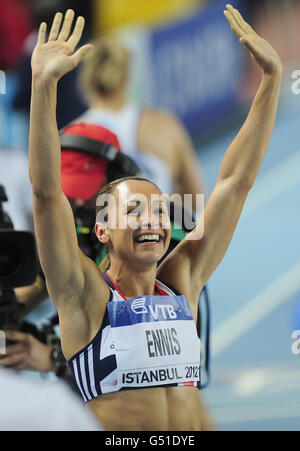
[130,298,177,319]
[131,297,148,314]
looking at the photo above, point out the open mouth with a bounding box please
[134,233,162,244]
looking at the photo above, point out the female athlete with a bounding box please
[29,6,282,430]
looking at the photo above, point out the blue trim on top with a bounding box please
[102,272,115,290]
[83,350,93,400]
[93,320,103,396]
[99,354,117,380]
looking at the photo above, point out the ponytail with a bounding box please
[99,252,110,272]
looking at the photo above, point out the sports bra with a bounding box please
[68,273,201,402]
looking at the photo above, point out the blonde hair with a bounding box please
[80,36,130,102]
[96,176,161,273]
[99,247,110,273]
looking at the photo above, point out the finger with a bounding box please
[227,5,247,33]
[225,5,248,35]
[233,7,256,35]
[4,330,28,343]
[71,44,93,67]
[57,9,75,42]
[224,10,244,39]
[37,22,47,45]
[0,352,25,367]
[48,12,63,41]
[226,5,248,33]
[13,362,26,372]
[3,343,26,356]
[67,16,85,51]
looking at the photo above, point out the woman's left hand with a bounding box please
[224,4,282,76]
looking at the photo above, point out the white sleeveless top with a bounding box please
[77,105,174,194]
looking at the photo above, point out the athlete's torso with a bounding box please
[67,273,203,431]
[68,274,201,401]
[88,384,203,431]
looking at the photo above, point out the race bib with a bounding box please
[107,294,200,389]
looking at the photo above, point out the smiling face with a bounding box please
[95,179,171,269]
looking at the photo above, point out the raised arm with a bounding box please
[29,11,104,310]
[158,5,282,300]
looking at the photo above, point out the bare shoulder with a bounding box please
[141,107,183,135]
[138,108,188,178]
[140,108,192,155]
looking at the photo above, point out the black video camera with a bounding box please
[0,185,40,340]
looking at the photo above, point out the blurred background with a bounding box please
[0,0,300,431]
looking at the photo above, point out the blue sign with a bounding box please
[149,0,246,133]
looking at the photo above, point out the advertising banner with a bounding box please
[148,0,246,133]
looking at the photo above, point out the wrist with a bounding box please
[262,66,283,82]
[32,74,58,88]
[260,70,282,96]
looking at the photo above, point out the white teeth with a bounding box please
[136,234,160,243]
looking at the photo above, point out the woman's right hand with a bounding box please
[31,9,93,82]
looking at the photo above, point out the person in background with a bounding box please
[77,35,206,211]
[0,368,102,430]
